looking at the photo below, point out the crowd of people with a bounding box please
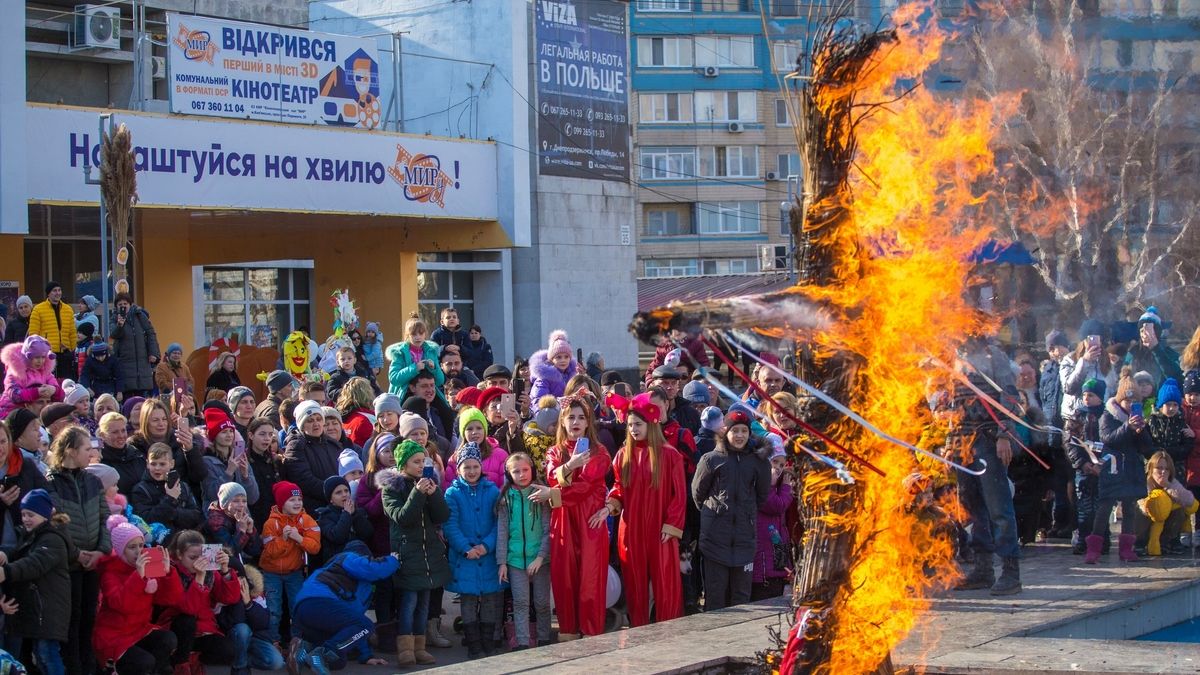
[0,284,1197,675]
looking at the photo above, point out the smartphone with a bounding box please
[512,377,526,395]
[422,457,437,481]
[574,437,590,456]
[231,437,246,462]
[499,393,517,417]
[0,475,19,491]
[1087,334,1101,350]
[143,547,170,578]
[166,470,179,488]
[200,544,222,572]
[172,377,190,414]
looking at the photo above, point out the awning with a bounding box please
[637,273,796,312]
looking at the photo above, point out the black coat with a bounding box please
[460,338,494,376]
[2,314,28,346]
[130,472,204,531]
[691,437,770,567]
[109,305,160,392]
[206,369,241,393]
[79,354,124,397]
[0,459,50,548]
[99,443,146,498]
[130,433,209,499]
[46,467,110,567]
[314,504,373,567]
[1,521,75,641]
[1098,400,1155,501]
[248,449,282,531]
[281,433,343,513]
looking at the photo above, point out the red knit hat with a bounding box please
[272,480,301,509]
[455,386,483,408]
[204,407,235,441]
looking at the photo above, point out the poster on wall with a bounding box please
[535,0,630,181]
[166,13,383,128]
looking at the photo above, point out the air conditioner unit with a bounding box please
[727,121,744,133]
[765,171,779,181]
[151,56,167,80]
[759,244,789,271]
[73,4,121,49]
[703,65,720,77]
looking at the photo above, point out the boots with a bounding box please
[557,632,580,642]
[480,622,498,656]
[394,635,415,668]
[425,618,451,648]
[463,623,484,659]
[374,621,396,654]
[1084,534,1104,564]
[990,557,1021,596]
[412,636,436,665]
[1118,533,1140,562]
[954,554,994,590]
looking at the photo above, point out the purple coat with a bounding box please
[528,348,577,411]
[753,480,794,583]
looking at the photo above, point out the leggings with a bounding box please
[169,615,236,665]
[1093,498,1138,537]
[65,570,99,675]
[115,630,177,675]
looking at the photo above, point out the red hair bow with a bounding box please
[606,391,660,424]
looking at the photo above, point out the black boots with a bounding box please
[990,557,1021,596]
[955,553,995,591]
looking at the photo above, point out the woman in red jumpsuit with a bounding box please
[541,397,612,639]
[606,393,686,627]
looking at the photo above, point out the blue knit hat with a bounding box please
[1138,306,1164,337]
[700,406,724,432]
[1157,378,1182,408]
[1184,370,1200,396]
[20,489,54,520]
[1078,319,1106,343]
[456,442,483,465]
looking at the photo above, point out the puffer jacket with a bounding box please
[753,479,793,583]
[1098,398,1155,501]
[691,436,771,567]
[385,340,444,396]
[155,561,241,638]
[80,353,124,396]
[46,466,110,568]
[281,432,343,513]
[93,552,184,666]
[443,476,503,596]
[460,337,493,377]
[313,503,373,568]
[27,300,75,354]
[0,520,76,641]
[379,468,451,591]
[109,305,160,392]
[0,342,63,418]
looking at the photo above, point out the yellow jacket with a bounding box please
[27,300,76,353]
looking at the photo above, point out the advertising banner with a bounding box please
[27,105,498,221]
[535,0,630,181]
[166,13,384,129]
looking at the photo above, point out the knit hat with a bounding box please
[457,442,482,465]
[323,475,349,502]
[600,370,623,386]
[294,400,323,427]
[39,403,74,428]
[89,342,109,356]
[372,432,398,461]
[455,387,482,408]
[107,514,144,555]
[20,489,53,520]
[725,410,752,433]
[1184,370,1200,395]
[1078,318,1106,343]
[226,386,254,411]
[62,380,90,407]
[77,323,95,339]
[321,406,342,422]
[80,295,99,311]
[1045,329,1070,351]
[1081,378,1107,400]
[272,480,302,508]
[458,406,488,439]
[121,396,145,420]
[548,330,572,358]
[482,364,512,380]
[586,351,603,367]
[5,409,39,443]
[204,407,236,440]
[728,401,757,420]
[532,406,559,434]
[701,406,724,432]
[398,411,428,438]
[266,370,294,393]
[166,343,183,356]
[394,439,426,467]
[681,381,710,405]
[84,463,120,491]
[765,432,786,460]
[21,335,52,360]
[338,449,364,477]
[373,393,403,417]
[15,295,31,310]
[45,281,61,295]
[1137,306,1164,337]
[1132,370,1155,387]
[365,321,381,336]
[402,396,429,417]
[217,482,247,508]
[1157,378,1182,408]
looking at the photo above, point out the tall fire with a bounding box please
[631,3,1033,673]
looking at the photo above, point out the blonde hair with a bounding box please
[1146,450,1175,490]
[98,412,127,434]
[147,442,174,462]
[94,393,118,414]
[1181,324,1200,372]
[620,410,667,488]
[335,377,375,415]
[137,398,172,442]
[47,426,91,471]
[404,312,427,339]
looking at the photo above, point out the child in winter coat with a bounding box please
[84,463,126,515]
[385,313,444,397]
[214,564,285,675]
[495,453,551,650]
[1147,378,1193,481]
[1065,379,1107,555]
[528,330,577,411]
[93,515,183,675]
[0,336,63,418]
[753,445,795,601]
[443,444,504,659]
[314,476,372,568]
[156,530,241,670]
[1089,372,1155,563]
[1136,451,1198,556]
[259,481,321,643]
[1183,370,1200,541]
[0,490,74,675]
[78,343,123,398]
[130,444,204,532]
[361,322,384,376]
[444,407,508,489]
[204,482,263,567]
[521,403,558,474]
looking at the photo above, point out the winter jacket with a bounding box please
[354,469,391,556]
[361,339,384,373]
[460,337,494,376]
[528,349,576,411]
[1059,354,1119,422]
[199,452,260,512]
[294,547,397,611]
[668,398,702,439]
[281,432,342,513]
[1127,342,1183,388]
[259,507,321,575]
[46,466,110,568]
[342,408,375,449]
[313,503,373,567]
[1097,398,1155,501]
[153,359,195,398]
[443,476,504,596]
[1065,404,1105,470]
[109,305,160,392]
[443,437,508,490]
[100,443,147,498]
[753,479,793,583]
[130,433,209,498]
[0,342,63,418]
[1184,402,1200,487]
[204,503,263,563]
[385,340,444,396]
[81,353,124,396]
[130,472,204,531]
[430,325,467,349]
[248,448,282,531]
[643,336,710,386]
[3,313,28,346]
[93,553,184,666]
[326,369,380,403]
[1147,413,1191,476]
[692,437,771,567]
[496,485,550,571]
[27,300,74,354]
[0,457,49,549]
[379,468,451,591]
[156,561,241,638]
[254,393,286,425]
[206,368,241,393]
[1039,358,1065,429]
[0,521,76,641]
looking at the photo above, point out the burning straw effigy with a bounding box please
[631,4,1021,673]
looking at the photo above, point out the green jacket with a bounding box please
[495,486,550,571]
[46,466,110,569]
[379,468,451,591]
[1,522,76,642]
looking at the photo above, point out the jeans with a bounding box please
[35,640,65,675]
[293,598,374,663]
[702,559,752,611]
[229,623,285,671]
[956,434,1021,560]
[263,570,305,642]
[509,567,551,645]
[397,589,429,637]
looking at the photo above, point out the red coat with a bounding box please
[93,553,184,666]
[546,440,612,636]
[343,408,375,448]
[1184,403,1200,487]
[155,561,241,637]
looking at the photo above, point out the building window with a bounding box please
[698,201,760,234]
[639,146,698,180]
[777,152,801,177]
[699,146,759,178]
[701,258,759,275]
[772,41,803,72]
[639,93,695,123]
[644,258,699,278]
[417,267,474,334]
[636,0,691,10]
[774,99,793,126]
[695,91,757,122]
[645,207,694,236]
[637,37,693,67]
[201,267,312,348]
[694,36,755,67]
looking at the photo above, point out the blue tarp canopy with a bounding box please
[969,240,1035,265]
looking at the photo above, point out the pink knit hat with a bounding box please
[107,514,144,555]
[548,330,572,358]
[21,335,52,360]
